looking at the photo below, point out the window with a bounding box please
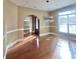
[69,14,76,34]
[58,10,76,34]
[58,16,68,33]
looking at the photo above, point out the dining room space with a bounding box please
[3,0,76,59]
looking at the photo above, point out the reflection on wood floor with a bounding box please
[6,35,76,59]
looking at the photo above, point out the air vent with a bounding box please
[44,16,53,20]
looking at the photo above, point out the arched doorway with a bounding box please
[24,15,40,37]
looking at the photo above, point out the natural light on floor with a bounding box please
[56,39,71,59]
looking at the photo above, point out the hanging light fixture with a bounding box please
[46,0,49,3]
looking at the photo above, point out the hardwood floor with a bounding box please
[6,35,76,59]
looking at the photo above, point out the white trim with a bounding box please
[40,32,50,36]
[50,26,57,28]
[49,32,58,36]
[40,32,58,36]
[40,26,56,28]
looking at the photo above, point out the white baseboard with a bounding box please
[40,32,58,36]
[49,32,58,36]
[40,33,50,36]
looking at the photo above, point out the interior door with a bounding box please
[31,15,40,36]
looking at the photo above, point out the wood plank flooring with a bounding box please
[6,35,76,59]
[6,35,57,59]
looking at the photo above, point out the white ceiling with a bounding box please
[9,0,76,11]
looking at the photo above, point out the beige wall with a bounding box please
[49,12,57,34]
[18,7,50,38]
[4,0,51,42]
[3,0,58,43]
[3,0,19,56]
[3,0,58,41]
[4,0,18,45]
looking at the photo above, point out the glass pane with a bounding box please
[59,25,68,33]
[69,25,76,34]
[58,16,67,24]
[69,14,76,24]
[58,16,68,33]
[69,14,76,34]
